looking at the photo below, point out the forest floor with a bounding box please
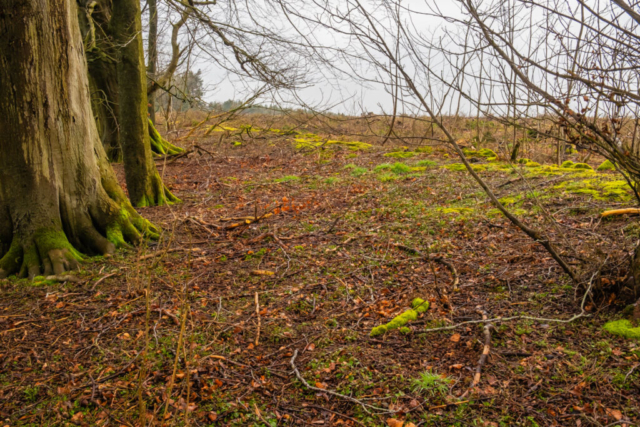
[1,120,640,427]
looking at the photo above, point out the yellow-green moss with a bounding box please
[370,298,429,337]
[561,160,575,168]
[445,163,486,172]
[554,178,632,201]
[384,151,416,158]
[295,138,372,151]
[597,160,616,171]
[573,163,593,170]
[34,229,84,261]
[603,319,640,340]
[415,146,433,154]
[488,208,528,217]
[148,119,183,155]
[464,148,497,158]
[438,207,474,215]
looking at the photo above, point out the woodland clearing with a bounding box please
[1,115,639,427]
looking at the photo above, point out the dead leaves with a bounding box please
[386,419,417,427]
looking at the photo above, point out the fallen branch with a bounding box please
[459,308,493,399]
[601,208,640,218]
[290,350,387,414]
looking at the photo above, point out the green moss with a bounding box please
[488,208,528,217]
[374,163,393,171]
[600,180,633,201]
[148,119,183,155]
[561,160,575,168]
[438,207,474,215]
[0,239,23,277]
[416,159,438,167]
[326,140,372,151]
[377,173,398,182]
[350,167,368,177]
[34,229,83,262]
[399,327,411,335]
[525,161,541,167]
[297,138,372,151]
[597,160,616,171]
[603,319,640,340]
[554,178,631,201]
[415,146,433,154]
[499,196,520,206]
[573,163,593,170]
[384,151,416,158]
[211,125,238,132]
[445,163,486,172]
[106,207,158,248]
[390,162,412,174]
[274,175,300,183]
[464,148,497,158]
[370,298,429,337]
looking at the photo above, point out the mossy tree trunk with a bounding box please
[0,0,158,278]
[110,0,179,207]
[148,0,158,124]
[77,0,121,161]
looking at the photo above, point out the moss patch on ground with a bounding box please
[370,298,429,337]
[604,319,640,340]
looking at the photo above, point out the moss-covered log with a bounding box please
[111,0,180,206]
[0,0,158,278]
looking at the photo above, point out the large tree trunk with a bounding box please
[111,0,180,207]
[77,0,121,161]
[0,0,157,278]
[147,0,158,124]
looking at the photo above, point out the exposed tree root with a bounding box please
[135,171,181,207]
[148,119,184,156]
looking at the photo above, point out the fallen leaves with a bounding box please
[386,419,417,427]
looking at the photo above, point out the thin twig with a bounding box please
[290,350,388,414]
[255,292,261,346]
[459,308,493,398]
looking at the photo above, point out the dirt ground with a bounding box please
[1,118,639,427]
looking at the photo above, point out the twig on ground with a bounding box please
[138,247,197,261]
[90,272,121,292]
[290,350,388,414]
[459,308,493,399]
[255,292,261,346]
[420,269,598,333]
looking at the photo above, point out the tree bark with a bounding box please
[111,0,180,207]
[0,0,158,278]
[77,0,121,161]
[147,0,158,124]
